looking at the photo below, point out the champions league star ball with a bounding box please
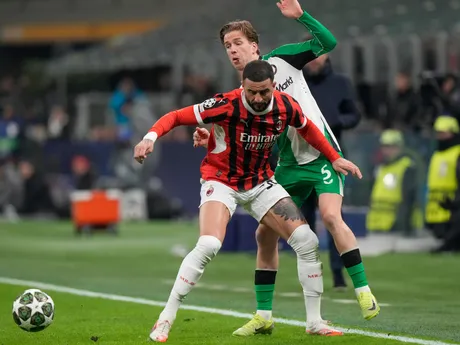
[12,289,55,332]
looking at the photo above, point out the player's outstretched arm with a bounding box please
[133,105,199,164]
[263,0,337,69]
[295,114,362,179]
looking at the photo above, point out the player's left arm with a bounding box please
[263,1,337,69]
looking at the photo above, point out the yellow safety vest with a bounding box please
[425,145,460,224]
[366,156,413,231]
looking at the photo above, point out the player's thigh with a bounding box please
[199,180,236,242]
[241,177,289,222]
[242,178,306,240]
[275,165,314,206]
[317,193,344,229]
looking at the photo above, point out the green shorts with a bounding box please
[274,156,345,208]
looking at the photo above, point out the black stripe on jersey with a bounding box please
[251,115,267,188]
[280,94,296,127]
[227,99,240,182]
[259,99,283,183]
[203,112,227,124]
[238,113,254,191]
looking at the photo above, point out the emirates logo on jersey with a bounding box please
[240,133,280,150]
[206,186,214,197]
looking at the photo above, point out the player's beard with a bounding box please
[249,100,270,112]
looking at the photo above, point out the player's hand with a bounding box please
[193,127,210,148]
[276,0,303,19]
[134,139,154,164]
[332,158,363,179]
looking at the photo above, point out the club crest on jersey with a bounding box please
[276,120,283,131]
[206,186,214,197]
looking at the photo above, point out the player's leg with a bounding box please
[253,194,305,319]
[246,179,343,336]
[233,165,313,336]
[150,181,236,342]
[315,160,380,320]
[232,223,280,336]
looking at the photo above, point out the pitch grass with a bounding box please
[0,284,426,345]
[0,220,459,344]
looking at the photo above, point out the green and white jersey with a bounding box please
[261,11,340,167]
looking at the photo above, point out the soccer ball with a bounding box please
[12,289,55,332]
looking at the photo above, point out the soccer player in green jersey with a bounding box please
[193,0,380,336]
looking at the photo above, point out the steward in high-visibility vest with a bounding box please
[367,130,420,234]
[426,116,460,253]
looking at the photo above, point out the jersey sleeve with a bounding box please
[144,94,231,142]
[193,94,231,125]
[262,10,337,70]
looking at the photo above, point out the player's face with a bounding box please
[223,31,259,71]
[243,78,275,112]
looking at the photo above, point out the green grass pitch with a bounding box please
[0,221,459,344]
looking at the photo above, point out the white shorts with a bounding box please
[199,177,290,222]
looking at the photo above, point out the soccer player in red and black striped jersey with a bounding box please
[134,60,361,343]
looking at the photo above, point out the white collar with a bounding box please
[241,90,274,115]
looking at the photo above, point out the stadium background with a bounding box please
[0,1,459,344]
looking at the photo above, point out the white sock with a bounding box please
[355,285,371,296]
[256,310,272,320]
[287,224,324,324]
[159,235,221,322]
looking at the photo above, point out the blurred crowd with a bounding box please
[0,59,459,224]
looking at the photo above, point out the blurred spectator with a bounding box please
[438,74,460,119]
[383,72,422,132]
[366,130,421,236]
[109,77,144,142]
[302,54,361,290]
[71,155,97,190]
[47,105,70,140]
[304,54,361,141]
[17,160,54,215]
[425,116,460,252]
[0,104,24,160]
[0,159,22,221]
[419,72,460,125]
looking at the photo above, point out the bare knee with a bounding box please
[321,210,343,233]
[255,225,279,251]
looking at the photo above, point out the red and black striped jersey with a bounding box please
[195,89,307,191]
[146,88,339,191]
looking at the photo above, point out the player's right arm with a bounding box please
[134,94,231,163]
[262,8,337,69]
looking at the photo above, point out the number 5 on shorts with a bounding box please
[321,164,333,185]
